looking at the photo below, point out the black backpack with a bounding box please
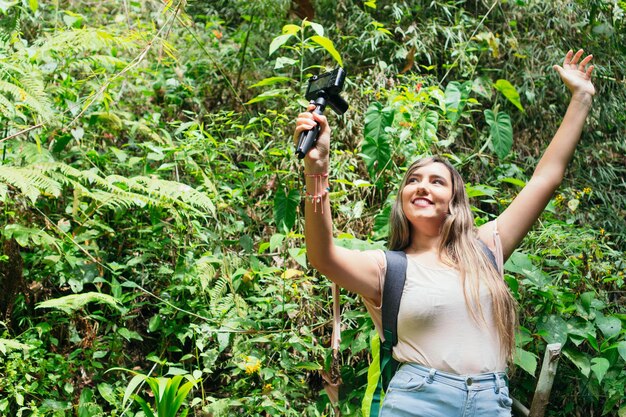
[368,241,499,416]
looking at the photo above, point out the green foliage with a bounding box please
[118,370,198,417]
[362,102,394,180]
[36,292,122,315]
[484,109,514,159]
[0,0,624,416]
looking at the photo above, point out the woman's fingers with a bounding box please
[293,118,316,144]
[570,49,584,66]
[293,102,331,157]
[579,54,593,72]
[563,49,573,66]
[563,49,593,76]
[586,65,594,78]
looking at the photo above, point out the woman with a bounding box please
[293,49,595,416]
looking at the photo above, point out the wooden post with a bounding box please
[529,343,562,417]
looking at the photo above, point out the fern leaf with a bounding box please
[0,166,62,202]
[0,92,15,117]
[209,277,229,316]
[0,182,7,201]
[0,338,32,354]
[233,294,248,318]
[195,257,217,293]
[215,293,234,317]
[36,292,122,315]
[0,78,53,122]
[35,28,135,57]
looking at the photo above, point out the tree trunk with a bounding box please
[0,238,24,327]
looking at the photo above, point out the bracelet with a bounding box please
[305,173,329,214]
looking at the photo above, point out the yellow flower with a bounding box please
[244,356,261,375]
[599,228,605,235]
[583,187,592,194]
[262,383,273,394]
[242,272,254,283]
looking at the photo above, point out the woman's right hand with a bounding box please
[293,103,331,168]
[552,49,595,99]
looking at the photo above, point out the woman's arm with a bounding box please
[294,104,382,302]
[478,49,595,260]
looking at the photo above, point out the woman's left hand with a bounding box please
[553,49,595,98]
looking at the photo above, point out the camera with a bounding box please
[296,67,348,159]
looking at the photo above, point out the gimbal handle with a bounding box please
[295,96,327,159]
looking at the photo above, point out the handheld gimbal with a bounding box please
[295,67,348,159]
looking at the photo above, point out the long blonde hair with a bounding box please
[388,156,517,362]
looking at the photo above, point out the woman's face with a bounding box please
[401,161,454,229]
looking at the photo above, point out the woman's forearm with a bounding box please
[303,158,335,272]
[532,92,593,187]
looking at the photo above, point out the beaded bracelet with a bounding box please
[305,173,330,214]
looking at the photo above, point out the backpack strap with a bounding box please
[381,251,407,350]
[478,220,503,276]
[370,250,407,417]
[493,219,504,275]
[478,239,498,270]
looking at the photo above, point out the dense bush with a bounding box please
[0,0,624,416]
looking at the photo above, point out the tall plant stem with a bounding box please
[183,23,251,117]
[235,16,256,92]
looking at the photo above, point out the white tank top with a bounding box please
[362,250,506,374]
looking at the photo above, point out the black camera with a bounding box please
[295,67,348,159]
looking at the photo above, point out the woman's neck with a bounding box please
[405,231,441,255]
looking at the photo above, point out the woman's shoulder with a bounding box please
[363,248,386,269]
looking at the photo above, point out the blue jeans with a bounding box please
[380,363,513,417]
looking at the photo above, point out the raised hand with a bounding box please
[552,49,595,97]
[293,103,331,169]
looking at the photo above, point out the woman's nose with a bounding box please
[414,182,428,194]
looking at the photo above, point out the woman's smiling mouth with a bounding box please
[412,197,433,207]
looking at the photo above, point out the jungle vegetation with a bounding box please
[0,0,625,416]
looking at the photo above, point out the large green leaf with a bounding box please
[310,35,343,67]
[615,341,626,362]
[273,187,300,232]
[361,332,381,417]
[537,314,568,345]
[595,313,622,339]
[269,34,293,56]
[504,251,548,287]
[372,203,391,240]
[590,357,610,383]
[563,348,590,377]
[246,88,290,105]
[514,347,538,376]
[418,110,439,146]
[444,81,471,124]
[472,76,493,100]
[444,82,462,124]
[362,102,394,179]
[484,109,513,159]
[306,21,324,37]
[494,79,524,112]
[249,77,292,88]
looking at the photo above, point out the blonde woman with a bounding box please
[293,49,595,416]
